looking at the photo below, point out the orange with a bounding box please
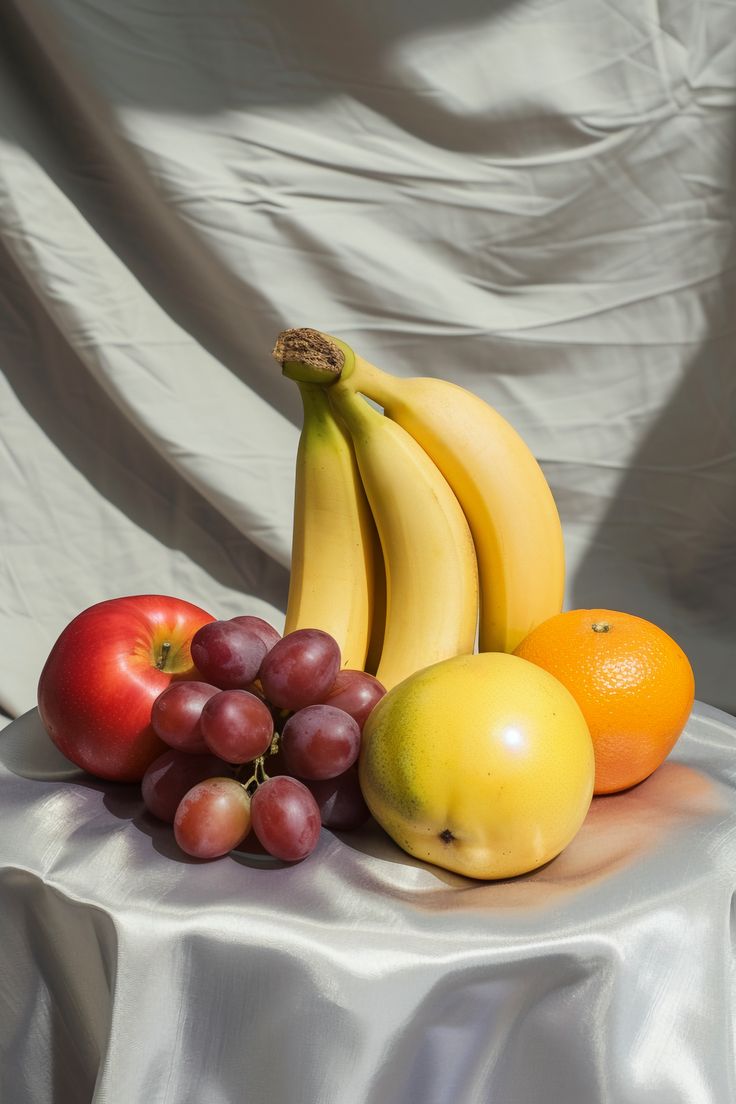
[513,609,695,794]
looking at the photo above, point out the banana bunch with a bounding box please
[273,328,565,691]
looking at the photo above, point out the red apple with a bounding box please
[37,595,215,782]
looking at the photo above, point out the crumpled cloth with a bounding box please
[1,0,736,727]
[0,701,734,1103]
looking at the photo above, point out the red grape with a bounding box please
[258,628,340,710]
[306,766,371,830]
[174,777,251,859]
[250,776,321,861]
[200,689,274,764]
[323,669,386,730]
[150,680,220,753]
[281,704,360,780]
[191,620,267,690]
[230,615,281,654]
[141,749,228,823]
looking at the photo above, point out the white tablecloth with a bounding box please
[1,702,734,1103]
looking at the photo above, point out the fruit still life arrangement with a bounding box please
[36,328,695,878]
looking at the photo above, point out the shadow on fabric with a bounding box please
[571,112,736,716]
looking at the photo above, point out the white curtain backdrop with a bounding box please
[1,0,735,723]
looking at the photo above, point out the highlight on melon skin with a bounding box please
[513,608,696,795]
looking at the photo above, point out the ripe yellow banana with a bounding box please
[325,380,479,691]
[283,381,376,670]
[274,329,564,654]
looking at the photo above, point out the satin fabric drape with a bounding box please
[0,703,734,1103]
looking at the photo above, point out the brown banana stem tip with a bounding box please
[272,327,344,377]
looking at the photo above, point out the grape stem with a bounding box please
[241,755,270,796]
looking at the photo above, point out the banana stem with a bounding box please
[349,356,394,407]
[297,380,332,426]
[273,327,354,384]
[273,327,400,413]
[327,381,377,439]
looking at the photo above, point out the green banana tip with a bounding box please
[272,327,355,385]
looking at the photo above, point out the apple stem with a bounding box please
[156,641,172,670]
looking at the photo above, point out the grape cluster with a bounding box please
[141,616,386,863]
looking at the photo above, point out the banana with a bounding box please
[274,329,564,655]
[283,381,376,670]
[325,380,479,692]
